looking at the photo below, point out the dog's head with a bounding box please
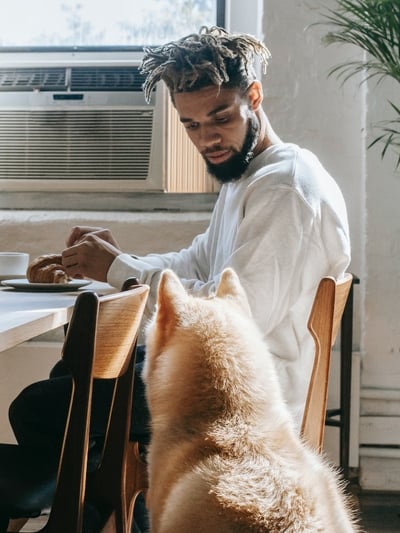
[143,268,279,431]
[144,267,252,368]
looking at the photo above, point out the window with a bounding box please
[0,0,268,211]
[0,0,225,49]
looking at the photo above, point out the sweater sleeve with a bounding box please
[107,214,217,318]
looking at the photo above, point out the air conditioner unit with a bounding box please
[0,60,216,193]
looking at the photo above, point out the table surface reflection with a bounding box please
[0,281,113,352]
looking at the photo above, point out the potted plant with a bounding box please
[319,0,400,166]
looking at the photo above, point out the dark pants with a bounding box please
[8,344,150,532]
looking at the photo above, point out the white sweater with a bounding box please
[108,143,351,427]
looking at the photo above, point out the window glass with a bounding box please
[0,0,227,206]
[0,0,222,49]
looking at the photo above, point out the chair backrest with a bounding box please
[300,273,353,452]
[45,279,149,533]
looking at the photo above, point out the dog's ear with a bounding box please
[156,269,188,322]
[158,269,187,301]
[143,270,188,376]
[215,268,252,315]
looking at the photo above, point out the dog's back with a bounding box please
[143,268,360,532]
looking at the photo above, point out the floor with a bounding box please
[17,488,400,532]
[357,490,400,532]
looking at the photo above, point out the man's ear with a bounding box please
[246,80,263,111]
[215,268,252,316]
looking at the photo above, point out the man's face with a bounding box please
[174,85,260,183]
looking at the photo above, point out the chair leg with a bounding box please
[125,442,148,531]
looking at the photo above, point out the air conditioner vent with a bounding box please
[0,68,67,91]
[0,78,213,193]
[70,66,146,92]
[0,109,153,180]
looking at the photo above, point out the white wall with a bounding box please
[262,0,365,295]
[0,210,210,258]
[262,0,400,489]
[227,0,263,38]
[262,0,365,470]
[359,76,400,490]
[363,76,400,390]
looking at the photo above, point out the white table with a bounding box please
[0,281,114,352]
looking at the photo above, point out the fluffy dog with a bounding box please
[143,268,360,532]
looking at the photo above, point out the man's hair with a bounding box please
[140,26,271,103]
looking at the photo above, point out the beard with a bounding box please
[204,114,260,184]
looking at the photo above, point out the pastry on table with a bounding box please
[26,254,72,284]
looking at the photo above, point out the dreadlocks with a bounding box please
[140,26,271,103]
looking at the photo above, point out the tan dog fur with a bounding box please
[143,268,360,532]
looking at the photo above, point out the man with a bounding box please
[9,27,350,531]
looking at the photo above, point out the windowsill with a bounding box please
[0,208,212,265]
[0,191,218,212]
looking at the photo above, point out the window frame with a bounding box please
[0,0,267,212]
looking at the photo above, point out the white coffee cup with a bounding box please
[0,252,30,281]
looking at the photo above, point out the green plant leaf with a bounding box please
[317,0,400,167]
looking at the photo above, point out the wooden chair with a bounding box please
[326,274,359,478]
[0,278,149,533]
[300,273,353,452]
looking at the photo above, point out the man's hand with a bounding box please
[66,226,121,248]
[62,229,122,282]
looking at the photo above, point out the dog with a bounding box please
[143,268,360,532]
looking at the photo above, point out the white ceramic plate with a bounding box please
[1,278,92,292]
[0,274,26,281]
